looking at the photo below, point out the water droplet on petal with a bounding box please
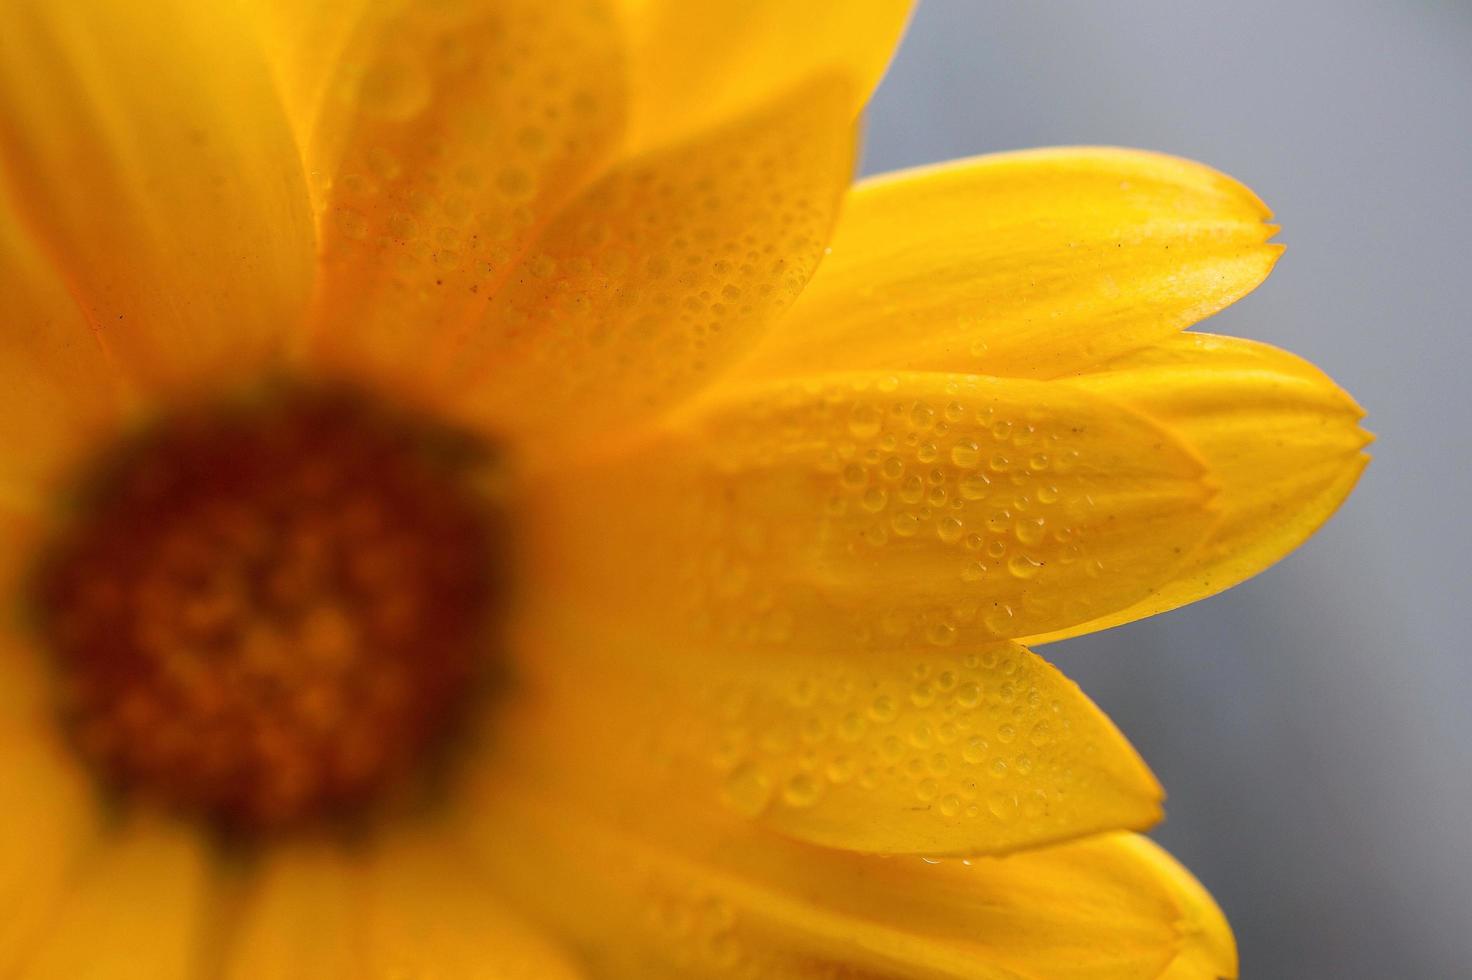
[722,763,773,817]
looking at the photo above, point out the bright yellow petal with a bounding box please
[619,0,912,155]
[438,79,856,450]
[224,833,583,980]
[13,817,212,980]
[1124,835,1238,979]
[739,147,1280,381]
[460,777,1234,979]
[248,0,376,163]
[0,641,101,971]
[505,612,1161,856]
[361,832,584,979]
[0,197,124,507]
[224,843,361,980]
[0,0,314,389]
[302,0,628,383]
[528,370,1214,647]
[1027,333,1370,643]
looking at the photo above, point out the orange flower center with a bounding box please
[30,385,505,835]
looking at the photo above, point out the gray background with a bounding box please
[863,3,1471,977]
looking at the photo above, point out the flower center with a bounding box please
[30,384,504,835]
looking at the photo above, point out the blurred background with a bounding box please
[863,2,1470,977]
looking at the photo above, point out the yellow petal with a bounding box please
[528,370,1214,647]
[460,777,1234,979]
[0,198,124,507]
[739,147,1280,381]
[303,0,628,383]
[619,0,912,155]
[13,817,212,980]
[0,0,314,389]
[506,612,1161,856]
[439,79,856,449]
[0,512,50,687]
[224,843,361,980]
[247,0,376,160]
[225,833,584,980]
[1027,333,1370,643]
[1124,835,1238,980]
[0,642,100,971]
[361,832,584,979]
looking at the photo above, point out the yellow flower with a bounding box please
[0,1,1367,977]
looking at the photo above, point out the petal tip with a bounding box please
[1167,883,1239,979]
[1124,836,1239,980]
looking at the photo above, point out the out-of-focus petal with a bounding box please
[223,843,361,979]
[0,0,314,389]
[300,0,628,387]
[0,197,123,507]
[11,817,211,980]
[440,80,855,450]
[360,832,585,979]
[0,635,101,971]
[617,0,912,154]
[223,832,586,979]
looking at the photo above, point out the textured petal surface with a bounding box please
[303,0,628,381]
[0,199,123,507]
[619,0,912,154]
[0,0,314,389]
[505,612,1161,856]
[739,147,1280,381]
[439,78,856,449]
[527,370,1215,647]
[12,818,211,980]
[1029,333,1370,643]
[460,777,1234,979]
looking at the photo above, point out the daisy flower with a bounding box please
[0,1,1367,977]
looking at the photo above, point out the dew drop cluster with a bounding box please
[708,643,1111,846]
